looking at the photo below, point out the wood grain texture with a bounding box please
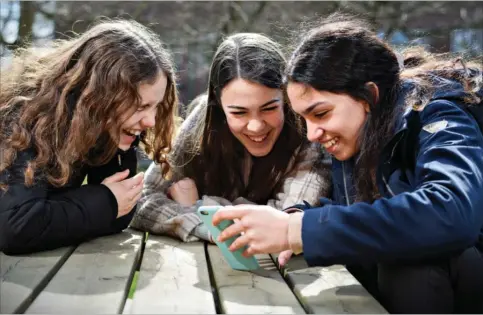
[25,229,143,314]
[0,247,75,314]
[207,244,305,314]
[279,256,388,314]
[128,235,215,314]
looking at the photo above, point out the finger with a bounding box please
[212,206,247,226]
[167,184,176,196]
[233,218,244,235]
[218,220,246,242]
[242,244,257,257]
[130,189,143,205]
[278,250,293,267]
[228,234,250,252]
[102,169,130,184]
[123,172,145,187]
[126,181,144,201]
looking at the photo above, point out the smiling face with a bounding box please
[118,72,168,150]
[287,82,369,161]
[220,78,284,157]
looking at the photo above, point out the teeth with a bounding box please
[126,130,141,136]
[323,138,338,149]
[247,134,267,143]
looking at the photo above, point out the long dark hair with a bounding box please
[0,18,179,190]
[286,13,482,202]
[172,33,305,203]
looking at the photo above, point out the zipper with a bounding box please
[341,161,351,206]
[382,174,396,197]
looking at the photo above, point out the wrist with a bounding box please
[287,212,304,255]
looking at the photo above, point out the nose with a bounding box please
[141,109,156,129]
[246,118,265,133]
[306,120,324,142]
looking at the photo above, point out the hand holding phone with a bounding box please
[197,205,260,271]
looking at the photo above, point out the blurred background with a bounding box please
[1,1,482,168]
[1,1,482,113]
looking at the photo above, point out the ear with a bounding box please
[365,82,379,112]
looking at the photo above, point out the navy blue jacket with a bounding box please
[301,78,483,266]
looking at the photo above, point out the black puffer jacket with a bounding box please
[0,143,138,255]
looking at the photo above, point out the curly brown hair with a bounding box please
[0,18,179,190]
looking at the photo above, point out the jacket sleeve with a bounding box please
[130,106,209,242]
[267,142,332,210]
[301,100,483,266]
[129,161,202,242]
[0,150,119,255]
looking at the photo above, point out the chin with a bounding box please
[249,150,270,157]
[247,144,274,157]
[118,144,131,151]
[333,151,354,161]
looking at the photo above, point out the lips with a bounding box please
[245,132,269,143]
[320,137,339,150]
[123,129,141,137]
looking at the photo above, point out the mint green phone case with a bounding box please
[197,205,260,271]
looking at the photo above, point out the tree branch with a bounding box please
[247,1,267,27]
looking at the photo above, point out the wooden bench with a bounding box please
[1,229,387,314]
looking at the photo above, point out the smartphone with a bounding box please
[197,205,260,271]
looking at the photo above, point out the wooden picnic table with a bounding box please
[1,228,387,314]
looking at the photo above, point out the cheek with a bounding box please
[120,117,133,129]
[226,116,245,133]
[343,110,367,142]
[267,110,285,129]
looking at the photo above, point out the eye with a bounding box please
[314,111,328,118]
[230,111,246,116]
[262,106,278,112]
[137,105,150,112]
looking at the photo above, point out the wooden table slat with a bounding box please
[127,235,215,314]
[207,245,305,314]
[279,256,388,314]
[25,229,144,314]
[1,247,75,314]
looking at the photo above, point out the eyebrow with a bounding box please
[227,98,280,110]
[303,101,327,115]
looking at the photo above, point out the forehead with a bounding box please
[287,82,336,113]
[138,72,168,104]
[287,82,316,102]
[220,78,281,108]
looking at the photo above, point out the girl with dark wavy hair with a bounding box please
[213,14,483,313]
[0,19,179,254]
[130,33,331,258]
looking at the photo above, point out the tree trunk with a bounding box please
[15,1,36,49]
